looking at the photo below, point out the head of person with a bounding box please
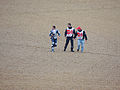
[52,26,56,30]
[76,26,82,31]
[67,23,72,28]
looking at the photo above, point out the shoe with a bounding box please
[77,49,79,52]
[71,48,74,52]
[64,49,66,51]
[71,50,74,52]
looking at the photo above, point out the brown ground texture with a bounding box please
[0,0,120,90]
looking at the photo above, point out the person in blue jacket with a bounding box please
[49,26,60,52]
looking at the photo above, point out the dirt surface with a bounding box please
[0,0,120,90]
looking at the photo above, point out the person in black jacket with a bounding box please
[74,26,87,52]
[64,23,75,52]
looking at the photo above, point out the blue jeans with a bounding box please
[51,39,57,52]
[77,39,85,52]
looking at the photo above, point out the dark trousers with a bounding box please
[64,37,74,51]
[51,39,57,48]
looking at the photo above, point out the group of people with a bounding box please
[49,23,88,52]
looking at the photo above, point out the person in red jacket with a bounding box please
[74,26,88,52]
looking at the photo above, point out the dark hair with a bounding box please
[68,23,71,26]
[53,26,56,29]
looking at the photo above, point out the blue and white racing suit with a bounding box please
[49,29,60,51]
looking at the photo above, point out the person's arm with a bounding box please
[73,29,75,35]
[64,29,67,37]
[49,30,52,36]
[73,29,76,38]
[74,31,78,39]
[57,30,61,37]
[84,31,87,40]
[49,30,54,39]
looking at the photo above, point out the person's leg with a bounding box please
[64,38,69,51]
[81,39,85,53]
[54,39,57,47]
[77,39,80,51]
[51,39,55,52]
[71,38,74,52]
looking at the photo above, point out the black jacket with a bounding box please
[64,27,75,38]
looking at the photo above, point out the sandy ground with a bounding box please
[0,0,120,90]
